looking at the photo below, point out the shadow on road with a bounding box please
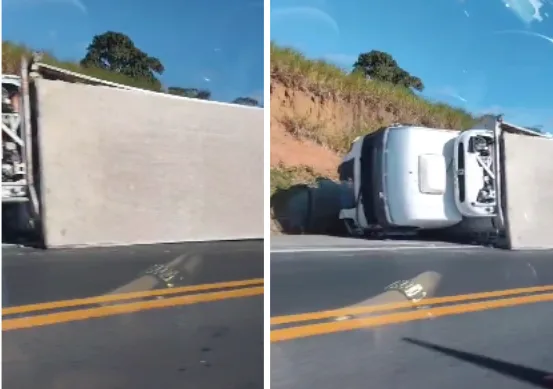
[403,337,553,388]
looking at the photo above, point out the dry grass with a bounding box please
[271,42,477,153]
[278,113,366,155]
[279,114,325,141]
[2,41,162,91]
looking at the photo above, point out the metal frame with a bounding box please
[1,58,41,238]
[2,70,28,204]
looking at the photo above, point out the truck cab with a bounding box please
[338,124,497,236]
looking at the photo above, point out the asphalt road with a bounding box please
[3,240,264,389]
[271,240,553,389]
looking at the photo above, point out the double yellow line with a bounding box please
[3,278,264,331]
[6,281,552,336]
[270,284,553,342]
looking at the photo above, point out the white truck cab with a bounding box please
[338,124,498,235]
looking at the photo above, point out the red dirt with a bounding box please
[270,82,342,178]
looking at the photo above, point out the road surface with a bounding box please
[271,236,553,389]
[3,240,264,389]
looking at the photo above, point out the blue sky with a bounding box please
[3,0,264,104]
[272,0,553,132]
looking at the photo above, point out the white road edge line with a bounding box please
[271,245,481,254]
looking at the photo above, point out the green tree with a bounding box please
[167,87,211,100]
[352,50,424,92]
[232,97,260,106]
[80,31,164,87]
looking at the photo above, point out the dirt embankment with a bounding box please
[269,43,476,184]
[270,83,342,179]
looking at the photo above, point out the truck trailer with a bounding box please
[2,54,264,247]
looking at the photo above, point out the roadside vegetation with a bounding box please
[2,39,162,91]
[2,35,261,105]
[271,42,477,154]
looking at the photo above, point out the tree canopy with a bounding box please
[80,31,164,88]
[75,31,217,100]
[352,50,424,92]
[232,97,260,107]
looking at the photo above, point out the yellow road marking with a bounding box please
[271,284,553,325]
[3,278,264,315]
[271,291,553,342]
[3,286,264,331]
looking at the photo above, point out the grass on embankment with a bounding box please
[2,41,161,91]
[270,165,320,195]
[271,42,477,154]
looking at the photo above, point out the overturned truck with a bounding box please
[2,55,263,247]
[338,117,553,250]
